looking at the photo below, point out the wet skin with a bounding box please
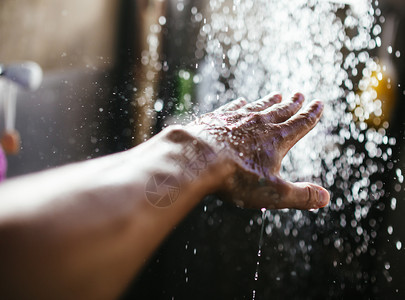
[185,92,330,210]
[0,92,329,300]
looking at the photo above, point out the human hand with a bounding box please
[185,93,330,210]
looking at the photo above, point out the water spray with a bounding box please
[198,0,398,296]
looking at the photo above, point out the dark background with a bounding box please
[2,0,405,299]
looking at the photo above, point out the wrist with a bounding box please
[160,125,234,194]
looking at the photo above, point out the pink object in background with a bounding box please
[0,146,7,182]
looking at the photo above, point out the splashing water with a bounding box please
[199,0,374,181]
[193,0,402,296]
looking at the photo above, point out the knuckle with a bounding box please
[301,111,317,125]
[249,103,264,112]
[261,112,276,123]
[237,97,247,105]
[163,126,194,143]
[304,185,318,209]
[251,113,263,123]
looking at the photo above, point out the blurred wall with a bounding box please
[0,0,126,177]
[0,0,120,71]
[385,0,405,16]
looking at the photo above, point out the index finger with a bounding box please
[241,93,282,112]
[215,97,247,112]
[277,100,324,156]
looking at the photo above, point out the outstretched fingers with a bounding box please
[241,93,282,112]
[261,93,305,123]
[216,97,247,112]
[278,100,324,155]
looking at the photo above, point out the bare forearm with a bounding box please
[0,127,229,300]
[0,91,328,299]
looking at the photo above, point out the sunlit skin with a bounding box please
[0,93,329,300]
[187,92,329,209]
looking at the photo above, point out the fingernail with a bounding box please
[318,188,330,208]
[271,93,282,101]
[311,100,324,115]
[293,93,305,103]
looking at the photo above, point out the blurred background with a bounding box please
[1,0,405,299]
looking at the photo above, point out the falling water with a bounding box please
[252,208,267,299]
[189,0,403,296]
[135,0,404,297]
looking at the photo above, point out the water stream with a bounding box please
[252,208,267,299]
[135,0,405,297]
[194,0,402,296]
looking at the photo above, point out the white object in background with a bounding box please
[3,82,17,132]
[0,61,43,154]
[0,61,43,91]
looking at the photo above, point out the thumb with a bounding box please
[281,181,330,210]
